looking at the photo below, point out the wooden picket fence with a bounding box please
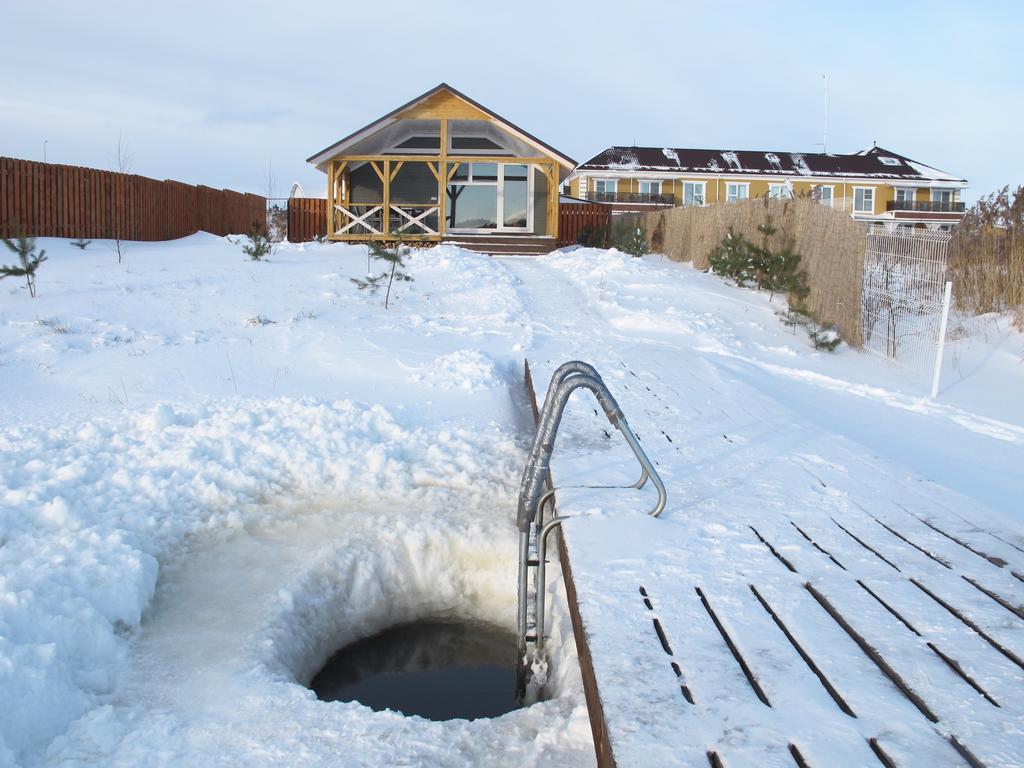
[287,198,328,242]
[556,201,611,247]
[287,196,611,248]
[0,156,266,240]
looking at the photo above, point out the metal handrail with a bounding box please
[518,363,664,532]
[516,361,667,667]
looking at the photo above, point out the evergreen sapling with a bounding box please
[351,241,413,309]
[242,225,271,261]
[1,230,47,298]
[707,227,756,286]
[612,218,650,257]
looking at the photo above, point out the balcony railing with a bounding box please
[587,191,675,205]
[887,200,965,213]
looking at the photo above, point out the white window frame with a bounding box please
[726,182,749,202]
[895,187,917,205]
[931,188,953,205]
[639,180,661,196]
[446,162,535,233]
[683,181,706,207]
[593,178,618,197]
[853,186,875,214]
[814,185,834,207]
[768,183,792,199]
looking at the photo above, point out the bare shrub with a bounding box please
[111,134,131,264]
[645,197,866,346]
[948,185,1024,328]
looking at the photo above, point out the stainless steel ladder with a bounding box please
[516,361,666,690]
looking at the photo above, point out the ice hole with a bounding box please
[309,618,523,720]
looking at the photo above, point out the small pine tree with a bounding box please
[1,229,47,298]
[707,227,756,286]
[242,225,271,261]
[708,219,809,302]
[71,238,91,250]
[809,324,842,351]
[351,241,413,309]
[761,243,809,303]
[612,218,649,257]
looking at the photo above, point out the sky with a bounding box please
[3,1,1021,203]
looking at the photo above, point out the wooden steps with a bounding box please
[443,234,556,256]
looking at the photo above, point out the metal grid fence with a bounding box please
[862,226,953,396]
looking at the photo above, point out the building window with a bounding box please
[683,181,705,206]
[594,179,617,199]
[768,183,792,199]
[931,189,953,205]
[726,183,749,202]
[813,185,833,206]
[854,187,874,213]
[561,182,571,196]
[895,188,917,205]
[639,180,661,196]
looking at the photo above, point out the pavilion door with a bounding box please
[447,162,534,233]
[499,164,530,231]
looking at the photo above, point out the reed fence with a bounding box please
[947,186,1024,325]
[646,197,867,346]
[0,156,265,240]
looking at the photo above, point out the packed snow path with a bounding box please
[500,254,1024,767]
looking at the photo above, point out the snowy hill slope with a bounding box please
[1,236,1021,766]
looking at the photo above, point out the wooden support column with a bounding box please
[546,164,559,239]
[382,159,391,237]
[439,119,448,237]
[326,160,335,236]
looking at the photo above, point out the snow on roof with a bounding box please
[577,145,966,183]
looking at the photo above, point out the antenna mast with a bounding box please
[822,74,828,154]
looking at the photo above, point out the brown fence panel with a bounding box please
[558,202,611,248]
[287,198,327,242]
[0,156,265,240]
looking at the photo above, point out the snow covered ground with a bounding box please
[1,235,1022,766]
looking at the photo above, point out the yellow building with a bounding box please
[564,145,968,230]
[306,84,575,255]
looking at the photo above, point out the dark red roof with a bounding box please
[577,145,964,182]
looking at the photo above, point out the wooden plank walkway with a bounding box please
[525,362,1024,768]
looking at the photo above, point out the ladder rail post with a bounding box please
[516,360,669,687]
[534,517,564,655]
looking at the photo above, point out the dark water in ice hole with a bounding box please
[310,619,522,720]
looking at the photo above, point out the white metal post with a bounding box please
[930,280,953,399]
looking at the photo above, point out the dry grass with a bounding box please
[948,186,1024,328]
[646,197,867,346]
